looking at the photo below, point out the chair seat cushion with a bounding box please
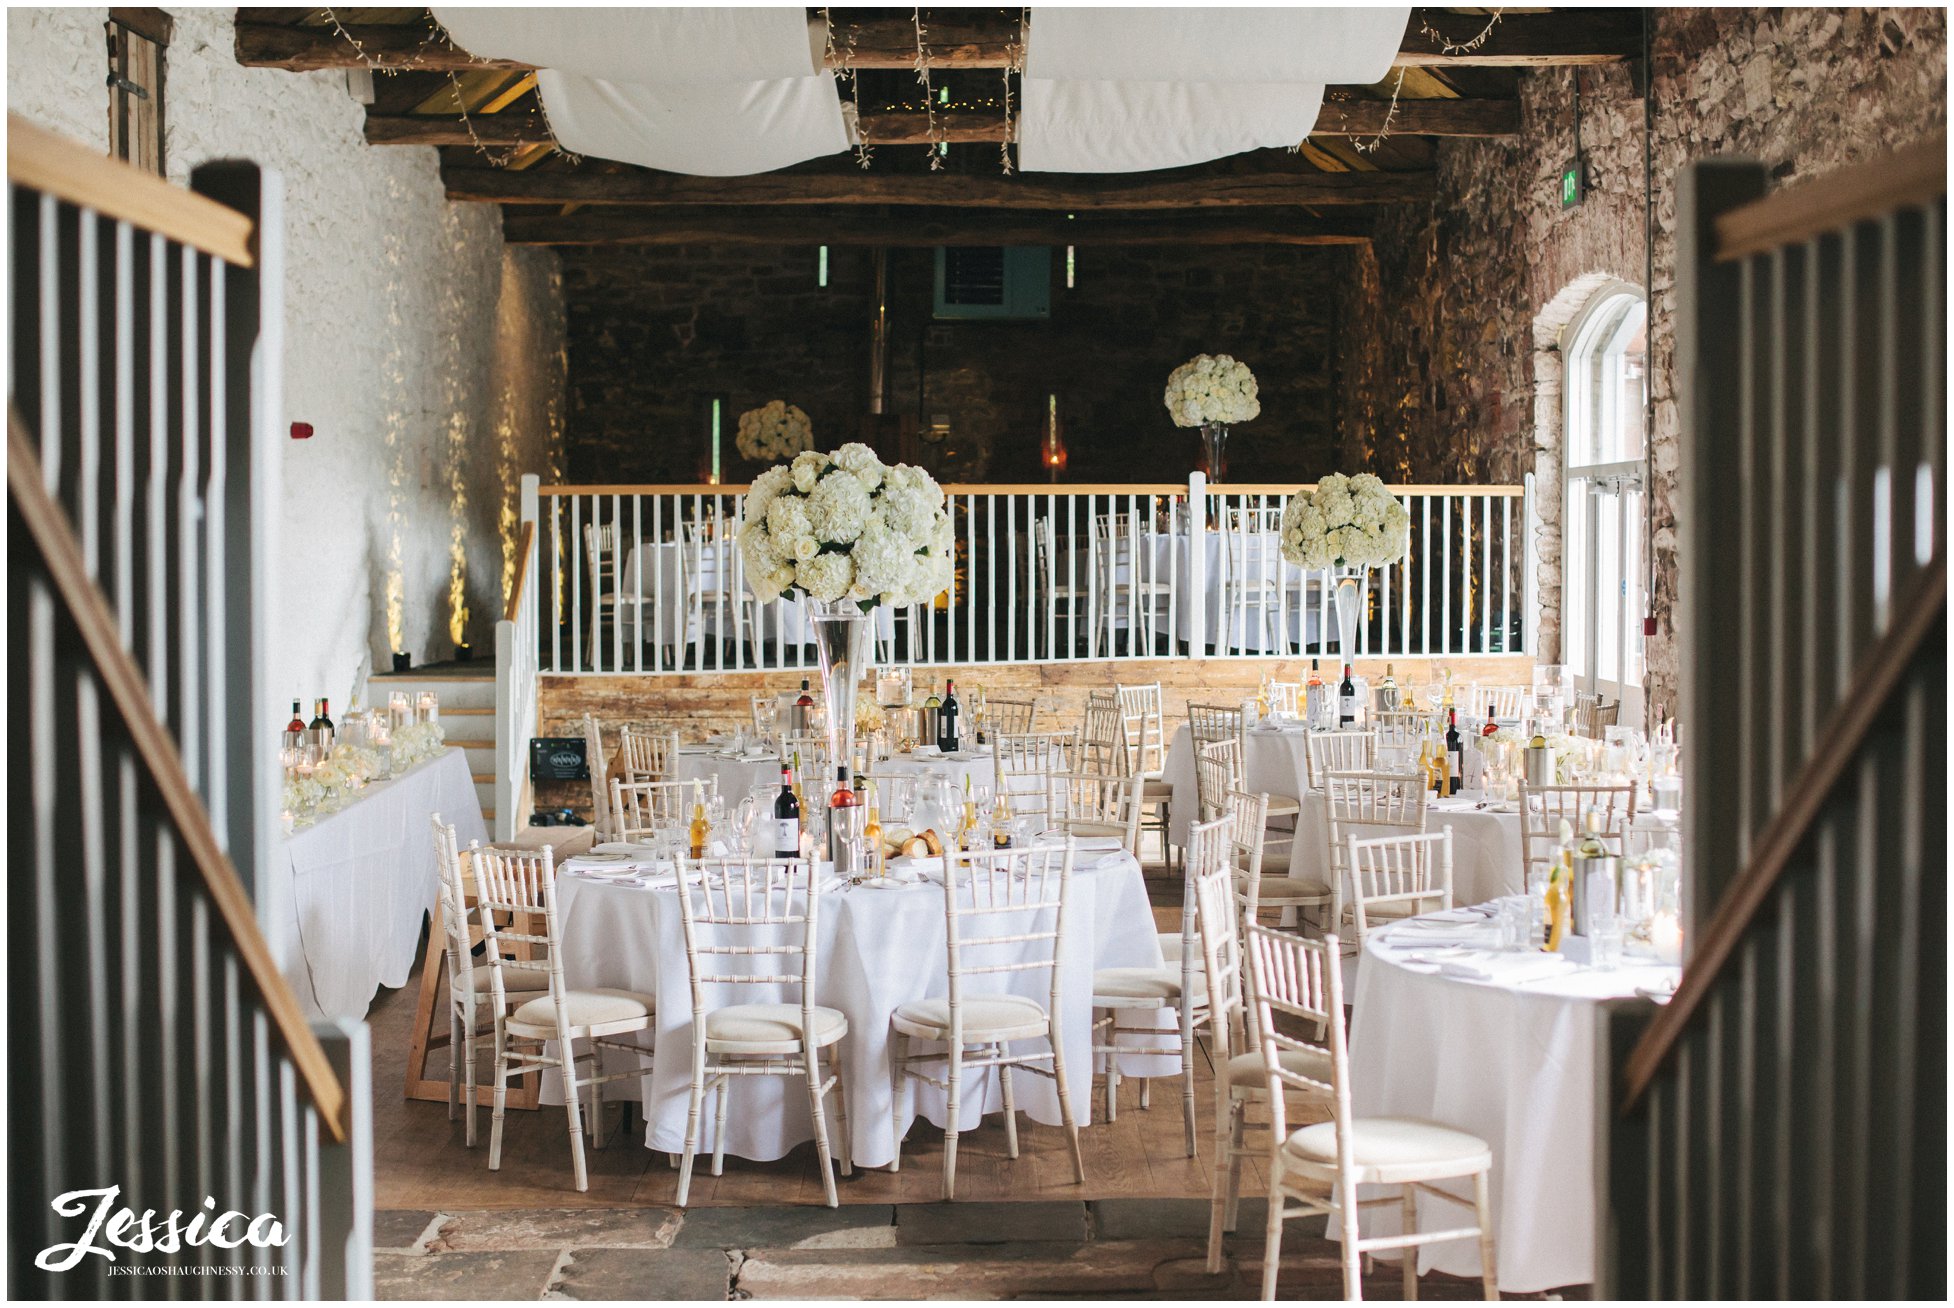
[1264,793,1302,817]
[465,965,547,995]
[892,994,1049,1040]
[1091,965,1207,1005]
[705,1002,847,1049]
[1283,1117,1492,1182]
[1157,933,1206,968]
[511,987,654,1031]
[1141,777,1175,802]
[1235,867,1331,902]
[1226,1046,1332,1090]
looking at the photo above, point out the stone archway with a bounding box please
[1528,271,1632,666]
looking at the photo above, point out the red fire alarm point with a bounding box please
[1642,616,1658,637]
[290,422,314,440]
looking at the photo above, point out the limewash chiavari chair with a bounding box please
[1078,692,1128,779]
[619,722,681,782]
[474,843,656,1192]
[1517,782,1637,889]
[582,523,652,668]
[1375,709,1440,753]
[1091,815,1225,1155]
[1348,830,1455,945]
[986,695,1041,737]
[1194,858,1335,1274]
[1268,681,1302,717]
[1246,925,1497,1301]
[582,714,615,840]
[1114,681,1176,865]
[1093,512,1171,654]
[1477,685,1530,723]
[613,777,718,841]
[673,857,851,1207]
[993,730,1074,823]
[1323,771,1430,942]
[890,845,1086,1200]
[1228,787,1332,933]
[432,817,549,1148]
[1031,516,1091,655]
[1049,771,1144,858]
[1192,702,1301,820]
[1304,729,1376,792]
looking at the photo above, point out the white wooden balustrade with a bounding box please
[522,475,1533,674]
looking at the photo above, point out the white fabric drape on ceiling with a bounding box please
[1017,5,1408,173]
[1017,79,1327,174]
[537,69,850,177]
[1022,6,1410,84]
[434,6,847,175]
[432,7,823,83]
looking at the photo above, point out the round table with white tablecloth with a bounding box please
[618,539,894,658]
[549,845,1175,1169]
[1344,911,1678,1292]
[1161,724,1522,905]
[669,744,783,802]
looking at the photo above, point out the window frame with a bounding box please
[1561,282,1648,712]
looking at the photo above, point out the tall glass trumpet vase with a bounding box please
[1331,566,1367,669]
[1200,423,1229,481]
[809,597,871,864]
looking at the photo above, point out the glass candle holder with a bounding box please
[416,692,440,724]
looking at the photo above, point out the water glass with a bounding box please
[1495,896,1533,951]
[1588,925,1625,969]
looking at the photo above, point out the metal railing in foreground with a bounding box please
[526,474,1533,675]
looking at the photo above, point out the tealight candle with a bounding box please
[416,691,440,724]
[280,809,295,835]
[1651,911,1683,966]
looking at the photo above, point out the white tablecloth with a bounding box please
[1161,726,1522,905]
[620,539,894,653]
[1347,915,1679,1292]
[552,847,1172,1168]
[670,747,1002,815]
[270,749,485,1021]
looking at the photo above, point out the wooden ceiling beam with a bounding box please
[446,163,1433,209]
[500,206,1374,248]
[241,10,1641,73]
[369,97,1516,151]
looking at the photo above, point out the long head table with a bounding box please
[550,845,1173,1170]
[270,748,485,1021]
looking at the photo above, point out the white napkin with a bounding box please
[1436,953,1572,985]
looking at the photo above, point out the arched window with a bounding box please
[1562,284,1647,712]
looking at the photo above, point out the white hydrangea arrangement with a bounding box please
[735,400,814,462]
[1279,472,1411,570]
[391,721,447,770]
[1163,353,1261,428]
[739,444,955,608]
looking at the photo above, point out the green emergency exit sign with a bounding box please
[1560,156,1584,209]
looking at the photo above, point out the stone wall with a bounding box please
[1348,6,1947,725]
[559,242,1351,486]
[7,8,567,733]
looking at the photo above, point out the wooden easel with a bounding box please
[403,859,541,1110]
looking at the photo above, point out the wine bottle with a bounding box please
[991,791,1013,849]
[1379,663,1399,712]
[938,679,960,753]
[792,678,814,733]
[310,698,335,749]
[688,783,709,860]
[1482,703,1500,737]
[773,764,801,860]
[923,683,942,710]
[1445,710,1464,796]
[287,699,306,734]
[862,786,884,877]
[1544,819,1575,951]
[1338,664,1357,728]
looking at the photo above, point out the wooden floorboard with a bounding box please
[370,937,1264,1210]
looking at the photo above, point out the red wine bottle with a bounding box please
[773,764,801,859]
[938,679,960,752]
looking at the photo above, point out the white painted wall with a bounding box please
[7,7,565,730]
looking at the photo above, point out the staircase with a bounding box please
[368,662,499,825]
[1600,141,1945,1298]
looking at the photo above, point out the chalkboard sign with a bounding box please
[529,737,588,782]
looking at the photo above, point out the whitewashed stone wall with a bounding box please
[7,7,565,730]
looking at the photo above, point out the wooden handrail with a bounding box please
[1715,132,1945,262]
[1620,554,1947,1113]
[536,481,1526,498]
[8,114,257,268]
[9,413,347,1142]
[503,519,535,623]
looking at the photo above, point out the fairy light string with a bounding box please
[1351,8,1504,154]
[913,7,943,171]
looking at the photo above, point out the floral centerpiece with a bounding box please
[1163,353,1259,479]
[1279,472,1411,667]
[391,720,447,770]
[735,400,814,463]
[740,445,953,841]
